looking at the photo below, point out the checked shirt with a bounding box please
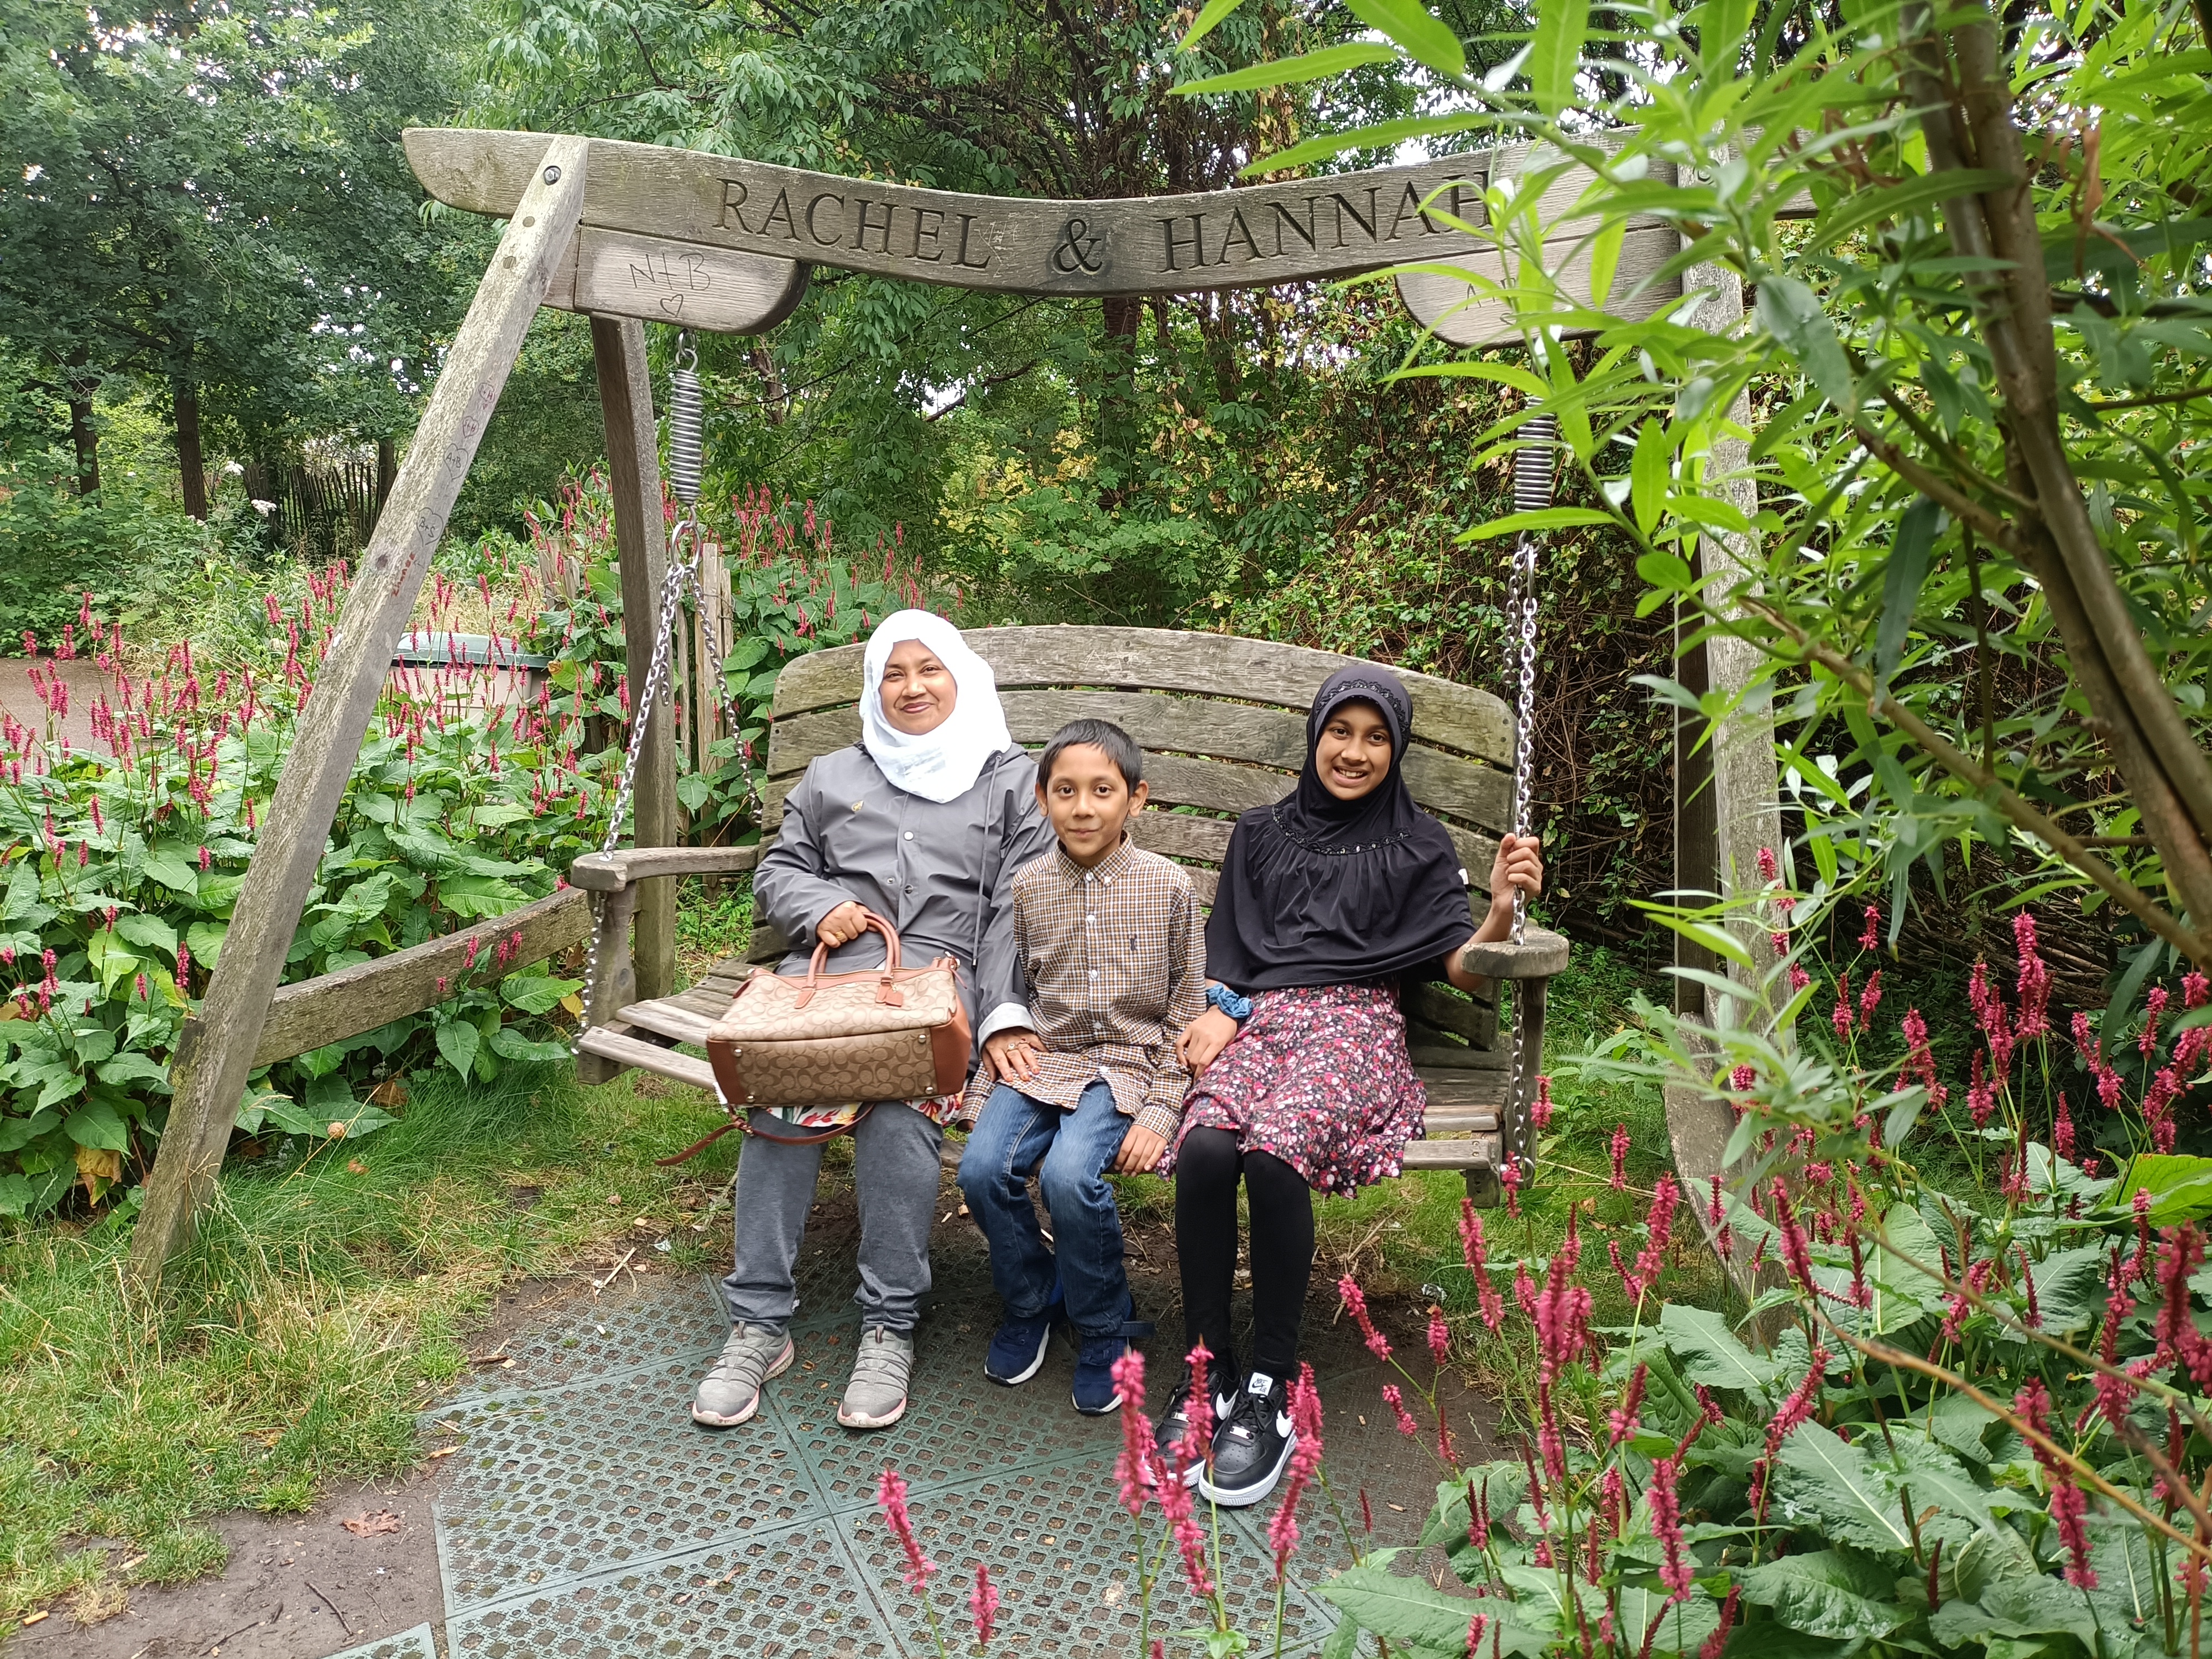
[961,833,1208,1141]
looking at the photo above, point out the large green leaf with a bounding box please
[1611,1586,1721,1653]
[1772,1423,1914,1553]
[1344,0,1466,77]
[435,1019,481,1080]
[140,851,200,895]
[1875,497,1940,688]
[1656,1302,1782,1391]
[1175,40,1399,94]
[1739,1550,1910,1640]
[1526,0,1588,110]
[115,912,179,957]
[2119,1153,2212,1222]
[1755,275,1856,412]
[63,1099,129,1152]
[1319,1556,1548,1654]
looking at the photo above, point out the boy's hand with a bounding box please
[984,1027,1044,1082]
[1176,1006,1241,1078]
[1111,1122,1168,1175]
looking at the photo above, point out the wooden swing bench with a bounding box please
[571,624,1547,1203]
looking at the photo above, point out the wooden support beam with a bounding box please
[129,138,592,1290]
[590,315,679,1011]
[253,888,591,1067]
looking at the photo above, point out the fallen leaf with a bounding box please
[426,1447,458,1460]
[369,1076,409,1108]
[341,1510,402,1537]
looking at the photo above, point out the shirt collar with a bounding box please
[1055,830,1136,885]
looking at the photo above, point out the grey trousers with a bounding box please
[722,1102,946,1335]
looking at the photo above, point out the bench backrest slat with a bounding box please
[756,625,1511,1050]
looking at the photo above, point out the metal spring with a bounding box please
[667,334,704,505]
[1512,414,1559,513]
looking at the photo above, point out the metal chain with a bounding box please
[575,331,766,1052]
[1501,411,1557,1172]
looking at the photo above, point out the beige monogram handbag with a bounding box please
[703,912,972,1130]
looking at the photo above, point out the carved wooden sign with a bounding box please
[404,128,1502,299]
[541,226,810,335]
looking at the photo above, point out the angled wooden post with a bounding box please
[129,139,592,1290]
[589,316,679,1018]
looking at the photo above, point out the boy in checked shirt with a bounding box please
[956,718,1207,1414]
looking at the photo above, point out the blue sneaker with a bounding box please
[985,1283,1063,1385]
[1071,1297,1156,1415]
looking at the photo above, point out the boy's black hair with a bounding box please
[1039,718,1143,790]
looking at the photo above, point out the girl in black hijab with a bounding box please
[1154,666,1544,1507]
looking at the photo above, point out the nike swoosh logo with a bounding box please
[1276,1415,1293,1436]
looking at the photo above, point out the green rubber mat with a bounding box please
[313,1621,440,1659]
[430,1227,1462,1657]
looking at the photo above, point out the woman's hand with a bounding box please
[815,900,870,949]
[984,1027,1044,1083]
[1111,1122,1169,1175]
[1484,833,1545,931]
[1175,1006,1242,1078]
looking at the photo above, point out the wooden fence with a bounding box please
[242,452,393,562]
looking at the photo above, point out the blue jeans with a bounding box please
[957,1080,1133,1340]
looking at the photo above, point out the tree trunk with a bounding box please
[173,377,208,519]
[66,347,99,495]
[1097,295,1142,505]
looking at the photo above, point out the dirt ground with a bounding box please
[7,1473,447,1659]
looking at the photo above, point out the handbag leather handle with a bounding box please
[799,910,906,1008]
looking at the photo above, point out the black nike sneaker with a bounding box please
[1153,1359,1235,1486]
[1198,1370,1296,1507]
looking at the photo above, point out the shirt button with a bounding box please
[1088,970,1099,980]
[905,883,915,894]
[902,831,914,840]
[1087,914,1095,925]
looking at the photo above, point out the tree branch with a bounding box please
[1744,600,2212,967]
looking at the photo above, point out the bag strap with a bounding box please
[797,911,906,1008]
[656,1101,878,1165]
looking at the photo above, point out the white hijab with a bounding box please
[859,611,1013,804]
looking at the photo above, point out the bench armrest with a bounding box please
[570,844,763,892]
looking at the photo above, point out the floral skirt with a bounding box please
[1162,983,1426,1195]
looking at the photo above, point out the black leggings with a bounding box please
[1175,1127,1315,1381]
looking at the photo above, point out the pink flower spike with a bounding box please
[1860,902,1881,950]
[1756,846,1777,881]
[1651,1454,1692,1599]
[874,1467,937,1593]
[1427,1308,1451,1368]
[1383,1383,1418,1438]
[1609,1124,1629,1190]
[1339,1275,1391,1361]
[970,1562,999,1647]
[1112,1350,1151,1515]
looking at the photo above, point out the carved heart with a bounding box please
[659,294,685,315]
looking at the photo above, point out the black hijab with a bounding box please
[1205,666,1476,993]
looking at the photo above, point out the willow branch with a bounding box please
[1849,419,2022,555]
[1744,601,2212,967]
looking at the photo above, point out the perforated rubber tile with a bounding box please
[444,1521,891,1659]
[447,1277,729,1404]
[845,1457,1342,1658]
[428,1207,1484,1656]
[435,1359,826,1610]
[312,1623,441,1659]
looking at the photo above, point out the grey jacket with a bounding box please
[753,743,1055,1050]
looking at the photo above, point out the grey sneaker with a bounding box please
[837,1327,914,1430]
[691,1323,794,1427]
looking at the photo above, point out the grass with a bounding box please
[0,1057,742,1631]
[0,904,1713,1631]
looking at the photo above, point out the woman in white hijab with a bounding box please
[693,611,1053,1434]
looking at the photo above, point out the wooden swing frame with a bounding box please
[127,129,1776,1288]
